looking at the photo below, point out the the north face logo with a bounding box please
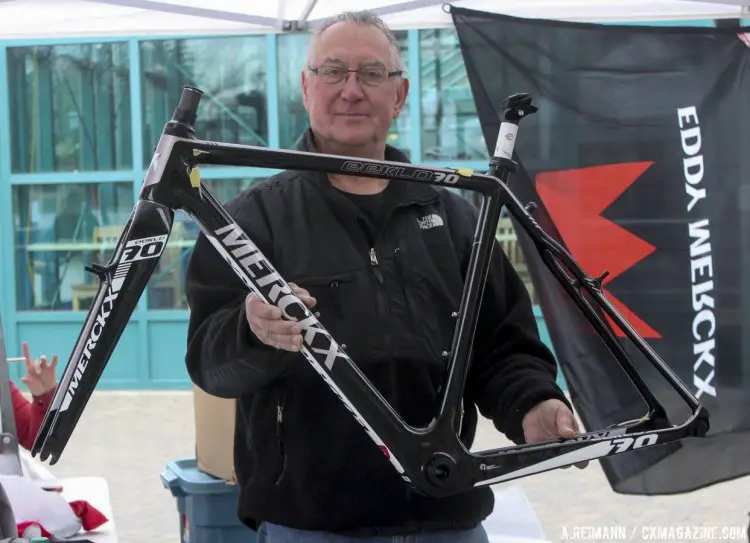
[417,214,444,230]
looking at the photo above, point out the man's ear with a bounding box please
[301,70,310,111]
[393,77,410,119]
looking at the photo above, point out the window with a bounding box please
[7,43,132,173]
[147,177,268,310]
[140,36,269,168]
[12,182,134,311]
[276,31,411,156]
[390,30,411,157]
[419,29,485,161]
[277,33,312,150]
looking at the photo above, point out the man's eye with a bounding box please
[321,67,345,77]
[360,70,383,80]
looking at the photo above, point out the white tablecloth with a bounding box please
[482,485,550,543]
[57,477,118,543]
[20,451,118,542]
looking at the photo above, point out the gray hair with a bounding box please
[306,10,406,73]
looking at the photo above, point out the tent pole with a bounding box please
[298,0,320,26]
[85,0,284,29]
[277,0,287,29]
[307,0,450,28]
[679,0,750,6]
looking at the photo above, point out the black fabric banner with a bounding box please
[451,6,750,495]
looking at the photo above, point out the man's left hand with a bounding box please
[521,398,588,470]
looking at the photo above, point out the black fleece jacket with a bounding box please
[184,131,568,536]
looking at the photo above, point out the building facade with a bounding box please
[0,20,723,388]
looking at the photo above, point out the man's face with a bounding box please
[302,22,409,152]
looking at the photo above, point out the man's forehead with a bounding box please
[319,56,386,68]
[313,22,393,65]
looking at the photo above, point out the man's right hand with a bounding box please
[245,283,317,352]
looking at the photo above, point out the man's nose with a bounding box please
[340,72,365,100]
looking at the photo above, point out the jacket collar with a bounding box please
[296,128,441,206]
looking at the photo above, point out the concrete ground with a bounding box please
[42,391,749,543]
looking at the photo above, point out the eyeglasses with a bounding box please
[308,65,404,87]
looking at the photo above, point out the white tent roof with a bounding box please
[0,0,747,40]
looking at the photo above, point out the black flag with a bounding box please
[451,6,750,495]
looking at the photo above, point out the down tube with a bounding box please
[32,200,175,463]
[180,185,420,483]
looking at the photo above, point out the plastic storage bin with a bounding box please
[161,457,257,543]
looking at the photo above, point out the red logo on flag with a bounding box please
[536,162,661,338]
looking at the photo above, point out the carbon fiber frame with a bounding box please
[31,86,709,498]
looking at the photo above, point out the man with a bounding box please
[185,10,584,542]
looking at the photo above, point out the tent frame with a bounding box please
[83,0,750,34]
[86,0,451,32]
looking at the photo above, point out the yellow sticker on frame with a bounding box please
[190,167,201,187]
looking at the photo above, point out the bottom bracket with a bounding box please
[424,453,458,487]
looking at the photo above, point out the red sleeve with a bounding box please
[9,381,53,451]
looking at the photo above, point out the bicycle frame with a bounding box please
[31,86,709,498]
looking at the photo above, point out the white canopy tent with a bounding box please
[0,0,747,40]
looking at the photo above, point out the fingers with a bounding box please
[289,283,316,309]
[247,295,283,320]
[21,342,57,373]
[244,282,320,351]
[23,357,33,375]
[23,359,43,384]
[553,403,589,469]
[560,414,589,469]
[245,293,303,352]
[252,320,303,352]
[263,330,303,352]
[22,341,32,365]
[555,404,578,439]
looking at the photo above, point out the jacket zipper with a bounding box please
[369,247,393,358]
[273,389,287,485]
[373,244,410,509]
[393,247,416,330]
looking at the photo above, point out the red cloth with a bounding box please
[16,499,108,538]
[16,521,52,538]
[9,380,54,450]
[69,500,109,531]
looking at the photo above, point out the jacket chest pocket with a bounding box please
[295,272,355,318]
[292,271,378,362]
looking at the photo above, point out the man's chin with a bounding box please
[313,124,383,155]
[328,132,376,150]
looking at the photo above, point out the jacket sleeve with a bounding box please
[451,197,570,444]
[184,190,299,399]
[10,381,53,451]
